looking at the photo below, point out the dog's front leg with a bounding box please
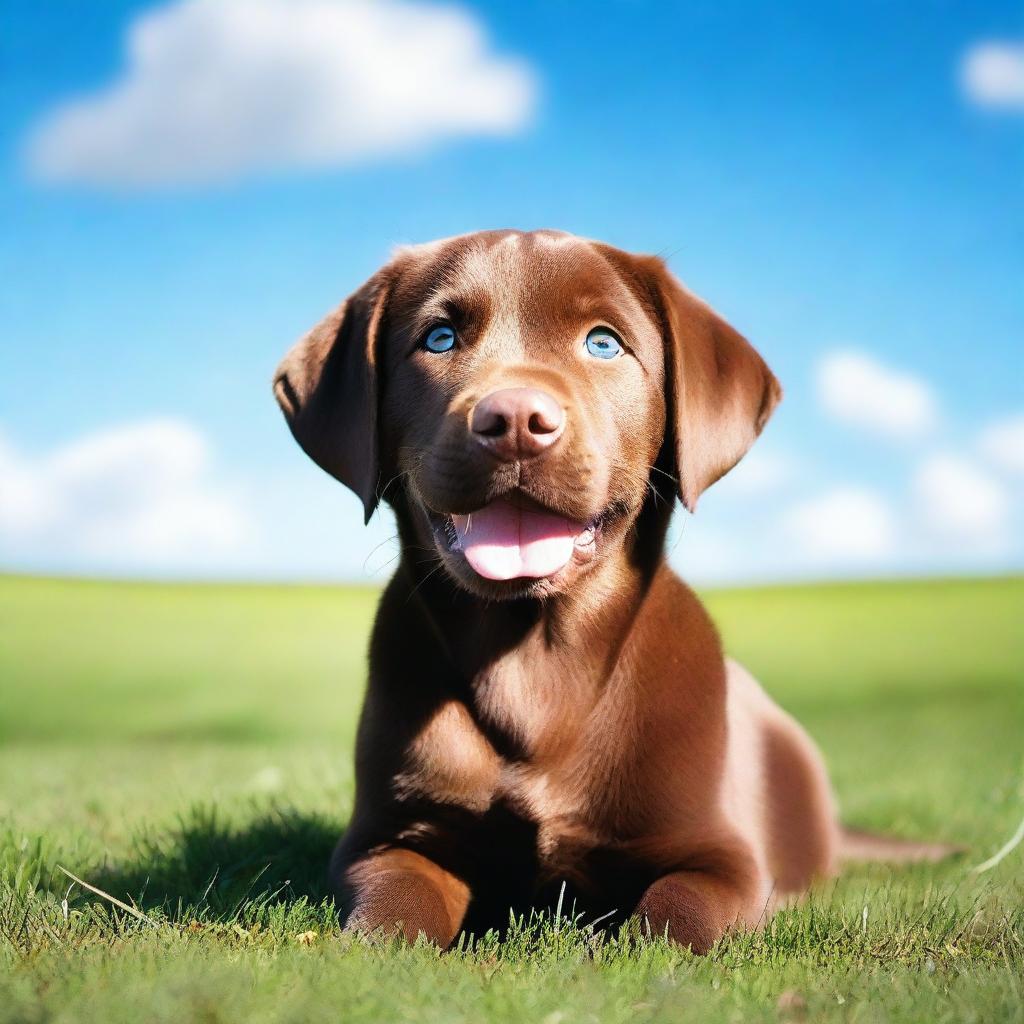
[337,848,470,947]
[634,864,758,954]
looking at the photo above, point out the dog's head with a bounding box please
[274,230,780,599]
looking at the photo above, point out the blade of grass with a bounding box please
[56,866,162,929]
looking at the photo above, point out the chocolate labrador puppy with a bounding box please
[275,229,947,952]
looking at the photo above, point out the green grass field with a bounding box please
[1,574,1021,1023]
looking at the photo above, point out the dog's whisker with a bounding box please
[377,468,413,502]
[362,533,400,573]
[405,560,446,603]
[648,464,679,485]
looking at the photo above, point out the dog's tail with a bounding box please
[839,826,965,864]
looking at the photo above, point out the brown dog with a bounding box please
[274,229,947,952]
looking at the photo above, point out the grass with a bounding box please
[1,573,1021,1023]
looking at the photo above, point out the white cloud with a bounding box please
[978,413,1024,475]
[913,453,1009,542]
[817,350,938,440]
[717,448,801,496]
[0,420,250,572]
[25,0,535,188]
[961,41,1024,110]
[784,487,895,560]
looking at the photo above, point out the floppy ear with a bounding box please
[273,270,392,524]
[642,257,782,511]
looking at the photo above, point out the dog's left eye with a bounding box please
[585,327,623,360]
[423,325,456,353]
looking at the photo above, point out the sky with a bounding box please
[1,0,1022,585]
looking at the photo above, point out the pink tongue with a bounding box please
[452,499,582,581]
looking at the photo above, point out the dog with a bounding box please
[274,229,952,952]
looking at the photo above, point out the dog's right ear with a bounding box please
[273,268,393,524]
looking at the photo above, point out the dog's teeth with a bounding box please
[445,517,461,550]
[575,527,596,549]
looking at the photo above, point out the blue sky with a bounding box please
[1,0,1021,583]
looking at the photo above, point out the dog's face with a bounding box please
[379,231,667,598]
[275,230,780,599]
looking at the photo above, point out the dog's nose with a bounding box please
[471,387,565,461]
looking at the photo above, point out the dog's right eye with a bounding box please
[423,325,456,354]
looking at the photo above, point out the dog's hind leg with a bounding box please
[725,659,840,896]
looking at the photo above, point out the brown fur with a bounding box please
[274,229,952,951]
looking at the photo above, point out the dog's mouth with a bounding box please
[429,494,601,582]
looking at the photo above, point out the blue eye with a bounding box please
[423,325,456,353]
[585,327,623,360]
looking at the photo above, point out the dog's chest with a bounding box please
[397,686,614,872]
[501,760,606,871]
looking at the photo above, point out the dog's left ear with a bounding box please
[640,257,782,511]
